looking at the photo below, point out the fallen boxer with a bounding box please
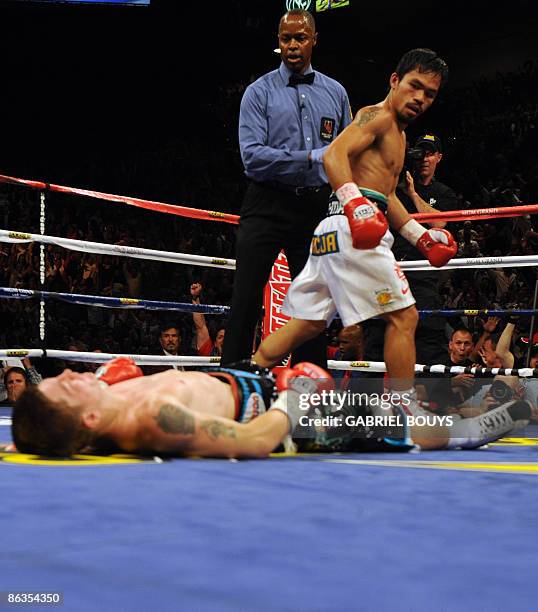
[11,358,333,457]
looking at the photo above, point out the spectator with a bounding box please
[123,260,142,297]
[456,221,479,243]
[428,328,476,412]
[392,133,458,366]
[143,323,187,375]
[487,267,517,303]
[328,324,364,362]
[0,357,42,403]
[190,282,226,357]
[457,221,483,258]
[327,324,367,391]
[2,367,29,405]
[471,316,502,362]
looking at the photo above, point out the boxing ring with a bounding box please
[1,174,538,610]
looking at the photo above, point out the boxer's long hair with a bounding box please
[12,386,93,456]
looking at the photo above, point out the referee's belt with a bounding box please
[256,180,329,197]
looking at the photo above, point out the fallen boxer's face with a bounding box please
[40,370,102,410]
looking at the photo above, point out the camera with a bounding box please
[488,380,516,403]
[401,146,427,182]
[405,147,426,169]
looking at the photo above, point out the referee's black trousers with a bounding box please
[221,181,331,368]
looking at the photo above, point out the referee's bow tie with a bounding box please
[288,72,315,86]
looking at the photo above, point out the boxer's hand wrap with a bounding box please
[270,362,334,431]
[95,357,144,386]
[336,182,388,249]
[400,219,457,268]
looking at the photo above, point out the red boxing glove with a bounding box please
[95,357,144,386]
[275,362,335,395]
[336,183,388,249]
[400,219,457,268]
[416,229,457,267]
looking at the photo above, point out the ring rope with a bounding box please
[413,205,538,223]
[1,172,536,225]
[3,172,537,367]
[0,174,241,225]
[0,287,229,314]
[0,229,236,270]
[325,361,538,377]
[2,287,536,319]
[2,228,538,272]
[0,349,221,367]
[1,349,536,377]
[399,254,538,271]
[417,308,538,318]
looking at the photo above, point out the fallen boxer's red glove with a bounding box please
[270,362,335,431]
[276,362,335,395]
[95,357,143,386]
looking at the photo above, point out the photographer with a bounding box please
[362,133,458,368]
[456,375,534,429]
[392,133,459,365]
[400,134,458,218]
[344,134,460,403]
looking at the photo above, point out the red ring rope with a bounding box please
[1,173,535,225]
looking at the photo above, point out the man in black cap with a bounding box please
[363,133,458,371]
[396,133,458,361]
[408,134,457,208]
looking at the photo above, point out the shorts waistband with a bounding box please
[326,187,388,217]
[202,367,276,422]
[358,187,388,206]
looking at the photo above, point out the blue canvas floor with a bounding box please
[2,407,538,611]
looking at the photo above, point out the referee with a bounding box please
[221,9,351,367]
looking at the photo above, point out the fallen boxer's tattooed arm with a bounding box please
[137,401,289,458]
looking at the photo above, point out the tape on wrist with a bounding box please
[269,390,301,432]
[335,182,362,206]
[399,219,424,246]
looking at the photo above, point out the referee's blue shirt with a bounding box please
[239,62,352,188]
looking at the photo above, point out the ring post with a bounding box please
[39,190,46,345]
[525,275,538,367]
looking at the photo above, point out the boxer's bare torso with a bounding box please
[39,369,287,457]
[344,104,405,196]
[102,371,236,450]
[324,68,442,229]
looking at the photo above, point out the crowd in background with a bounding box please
[0,60,537,379]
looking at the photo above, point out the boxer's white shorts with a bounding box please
[283,215,416,326]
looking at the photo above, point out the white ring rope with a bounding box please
[327,360,537,377]
[400,254,538,271]
[2,228,538,271]
[0,229,236,270]
[0,350,221,367]
[0,350,536,377]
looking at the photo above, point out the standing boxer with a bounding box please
[253,49,459,447]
